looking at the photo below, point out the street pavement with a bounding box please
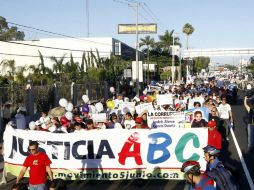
[0,92,254,190]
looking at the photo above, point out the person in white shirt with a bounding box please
[218,97,233,141]
[122,112,135,129]
[73,122,86,133]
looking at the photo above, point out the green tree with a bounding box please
[0,16,25,41]
[51,54,66,82]
[193,56,210,73]
[158,30,180,53]
[183,23,195,50]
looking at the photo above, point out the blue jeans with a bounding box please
[29,183,45,190]
[247,124,254,148]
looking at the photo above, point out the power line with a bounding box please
[7,21,113,47]
[0,52,91,59]
[2,40,113,53]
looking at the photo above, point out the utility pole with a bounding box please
[172,34,175,83]
[86,0,90,37]
[129,2,141,96]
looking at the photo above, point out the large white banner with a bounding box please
[3,127,208,180]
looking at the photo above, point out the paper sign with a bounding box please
[156,94,173,105]
[135,103,153,115]
[91,113,107,122]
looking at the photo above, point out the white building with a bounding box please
[0,37,137,75]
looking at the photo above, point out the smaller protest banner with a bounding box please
[147,111,185,128]
[135,103,154,115]
[156,94,173,105]
[91,113,107,122]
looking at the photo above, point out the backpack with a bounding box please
[207,162,239,190]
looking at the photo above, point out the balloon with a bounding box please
[247,84,252,90]
[29,121,36,130]
[95,102,104,113]
[60,116,70,127]
[66,102,73,112]
[143,90,147,95]
[124,97,129,102]
[122,107,130,114]
[106,99,115,109]
[82,104,89,113]
[110,87,115,93]
[65,112,73,121]
[89,105,97,114]
[147,95,156,103]
[59,98,68,107]
[82,95,89,103]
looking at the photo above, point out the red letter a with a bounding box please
[118,132,143,165]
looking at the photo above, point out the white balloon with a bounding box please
[95,102,104,113]
[65,111,73,121]
[124,97,129,102]
[143,90,147,95]
[82,95,89,103]
[247,84,252,90]
[29,121,36,130]
[89,105,97,114]
[110,87,115,93]
[66,102,74,112]
[59,98,68,107]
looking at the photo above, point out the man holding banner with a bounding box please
[16,141,53,190]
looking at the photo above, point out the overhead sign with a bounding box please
[118,23,157,34]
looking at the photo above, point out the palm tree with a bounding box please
[38,51,52,75]
[182,23,195,50]
[139,35,155,83]
[51,54,66,83]
[158,30,181,52]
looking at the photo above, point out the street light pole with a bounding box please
[135,2,140,96]
[172,34,175,83]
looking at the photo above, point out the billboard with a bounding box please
[118,23,157,34]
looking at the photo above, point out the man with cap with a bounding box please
[131,117,149,129]
[207,119,222,150]
[181,160,216,190]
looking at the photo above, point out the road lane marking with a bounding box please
[230,128,254,190]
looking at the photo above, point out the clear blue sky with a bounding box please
[1,0,254,64]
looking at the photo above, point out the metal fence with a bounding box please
[0,81,109,117]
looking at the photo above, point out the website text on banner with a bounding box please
[3,127,208,180]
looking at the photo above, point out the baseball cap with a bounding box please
[135,117,143,124]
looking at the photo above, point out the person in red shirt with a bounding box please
[131,117,150,129]
[16,141,53,190]
[207,119,222,150]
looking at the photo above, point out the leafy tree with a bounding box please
[0,16,25,41]
[51,54,66,82]
[158,30,181,53]
[183,23,194,49]
[193,56,210,73]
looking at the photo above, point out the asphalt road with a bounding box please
[0,91,254,190]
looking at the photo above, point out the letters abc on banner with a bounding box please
[3,127,208,180]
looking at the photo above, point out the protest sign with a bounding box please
[4,127,207,180]
[135,103,153,115]
[147,111,185,128]
[91,113,107,122]
[156,94,173,105]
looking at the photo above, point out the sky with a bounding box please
[1,0,254,64]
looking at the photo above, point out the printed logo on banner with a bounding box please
[3,127,208,180]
